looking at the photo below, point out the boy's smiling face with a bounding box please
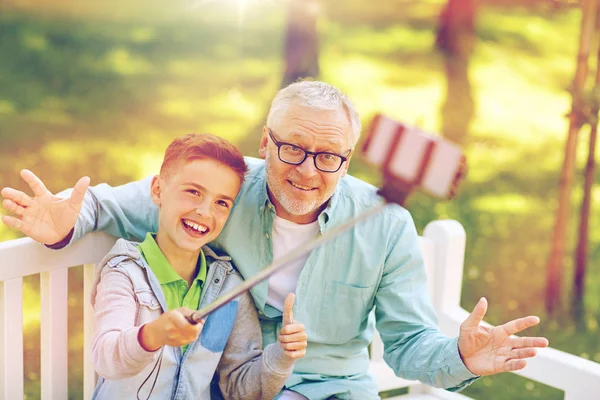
[151,158,242,254]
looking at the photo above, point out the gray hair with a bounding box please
[266,81,362,146]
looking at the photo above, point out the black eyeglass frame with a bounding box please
[267,128,352,173]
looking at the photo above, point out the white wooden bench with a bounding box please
[1,220,600,399]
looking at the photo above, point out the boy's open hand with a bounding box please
[1,169,90,245]
[139,307,204,352]
[278,293,307,360]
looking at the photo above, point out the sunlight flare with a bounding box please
[191,0,276,25]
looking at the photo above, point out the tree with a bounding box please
[238,0,321,156]
[546,0,597,314]
[573,12,600,316]
[436,0,477,146]
[280,0,320,87]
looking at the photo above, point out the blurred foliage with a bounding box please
[0,0,598,399]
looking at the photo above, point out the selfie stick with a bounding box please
[186,202,387,324]
[186,113,467,324]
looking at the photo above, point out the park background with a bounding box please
[0,0,598,399]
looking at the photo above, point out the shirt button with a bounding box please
[214,278,220,284]
[265,233,270,239]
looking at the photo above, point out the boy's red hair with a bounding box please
[160,134,248,183]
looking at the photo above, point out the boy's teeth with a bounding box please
[184,219,208,233]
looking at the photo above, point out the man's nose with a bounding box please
[295,155,319,177]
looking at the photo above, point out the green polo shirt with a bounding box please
[137,233,207,353]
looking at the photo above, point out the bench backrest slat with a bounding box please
[40,269,69,400]
[83,264,97,400]
[0,278,25,400]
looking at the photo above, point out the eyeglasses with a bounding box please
[267,128,351,173]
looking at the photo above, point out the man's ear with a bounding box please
[258,127,269,159]
[150,175,162,206]
[339,151,353,179]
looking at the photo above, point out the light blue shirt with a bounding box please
[72,157,478,399]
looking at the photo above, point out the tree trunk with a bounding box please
[237,0,320,156]
[439,46,475,146]
[436,0,477,146]
[573,14,600,316]
[573,118,598,317]
[281,0,320,87]
[436,0,477,56]
[546,0,597,314]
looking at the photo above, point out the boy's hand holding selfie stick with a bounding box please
[138,308,205,352]
[0,113,467,325]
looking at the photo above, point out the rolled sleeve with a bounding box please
[121,325,159,365]
[443,337,479,391]
[48,178,158,250]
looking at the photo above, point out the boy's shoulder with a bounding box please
[98,238,144,270]
[202,245,245,290]
[98,240,243,282]
[202,244,232,263]
[90,239,147,307]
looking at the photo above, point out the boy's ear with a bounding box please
[258,127,269,159]
[150,175,162,206]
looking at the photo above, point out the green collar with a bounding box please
[138,233,207,285]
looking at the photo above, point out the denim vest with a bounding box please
[91,239,242,400]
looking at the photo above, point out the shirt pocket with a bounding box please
[316,281,375,344]
[134,288,161,325]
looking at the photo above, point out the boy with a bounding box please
[91,133,307,399]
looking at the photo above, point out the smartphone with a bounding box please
[362,113,467,200]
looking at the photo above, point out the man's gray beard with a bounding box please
[265,153,327,217]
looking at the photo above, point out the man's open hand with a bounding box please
[1,169,89,245]
[458,297,549,376]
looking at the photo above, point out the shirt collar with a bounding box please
[138,233,207,285]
